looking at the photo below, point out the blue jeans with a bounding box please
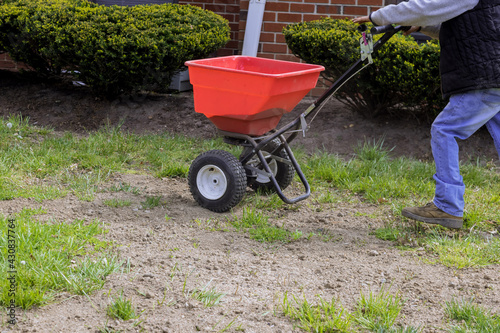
[431,88,500,217]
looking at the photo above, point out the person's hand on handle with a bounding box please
[352,16,420,36]
[352,16,370,24]
[403,26,421,36]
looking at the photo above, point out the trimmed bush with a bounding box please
[0,0,230,97]
[0,0,97,73]
[283,18,445,119]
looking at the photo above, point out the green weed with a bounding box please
[106,291,138,320]
[141,195,163,210]
[445,298,500,332]
[355,287,403,331]
[186,280,225,307]
[422,232,500,268]
[104,198,132,208]
[108,182,141,195]
[280,289,421,333]
[230,208,300,243]
[280,292,353,332]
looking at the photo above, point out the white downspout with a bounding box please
[241,0,267,57]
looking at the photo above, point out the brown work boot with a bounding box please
[402,202,463,229]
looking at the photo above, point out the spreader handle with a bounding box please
[371,24,411,35]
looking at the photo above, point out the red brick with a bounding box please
[260,32,276,43]
[0,60,17,69]
[275,54,301,62]
[317,5,340,14]
[220,13,236,21]
[290,3,315,12]
[204,4,227,12]
[262,22,288,33]
[330,0,355,4]
[216,0,238,4]
[305,0,329,3]
[358,0,383,5]
[304,14,326,21]
[262,12,276,21]
[264,2,289,12]
[228,22,239,31]
[275,34,286,43]
[343,6,368,15]
[216,48,235,56]
[240,0,248,10]
[256,53,275,59]
[262,42,288,54]
[330,14,350,20]
[7,54,15,60]
[225,40,239,49]
[278,13,302,22]
[224,4,239,13]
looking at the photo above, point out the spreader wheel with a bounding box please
[188,150,247,212]
[244,139,295,193]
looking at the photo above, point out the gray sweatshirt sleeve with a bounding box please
[370,0,479,38]
[420,25,441,40]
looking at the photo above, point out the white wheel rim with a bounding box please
[250,152,277,183]
[196,164,228,200]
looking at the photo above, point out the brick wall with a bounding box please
[0,52,26,71]
[1,1,387,70]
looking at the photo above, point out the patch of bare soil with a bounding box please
[0,71,499,333]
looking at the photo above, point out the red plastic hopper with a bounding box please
[185,56,324,136]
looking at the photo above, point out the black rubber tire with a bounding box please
[244,139,295,193]
[188,150,247,212]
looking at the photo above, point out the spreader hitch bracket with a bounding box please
[358,25,374,64]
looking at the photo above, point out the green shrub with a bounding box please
[283,18,445,119]
[0,0,96,73]
[0,0,230,97]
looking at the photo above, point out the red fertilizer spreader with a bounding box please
[185,24,407,212]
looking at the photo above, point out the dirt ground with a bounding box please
[0,70,499,333]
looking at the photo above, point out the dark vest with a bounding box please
[439,0,500,98]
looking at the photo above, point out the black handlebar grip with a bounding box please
[357,24,368,32]
[370,24,395,35]
[371,25,412,34]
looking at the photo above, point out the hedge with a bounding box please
[283,18,445,119]
[0,0,230,97]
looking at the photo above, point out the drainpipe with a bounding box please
[241,0,267,57]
